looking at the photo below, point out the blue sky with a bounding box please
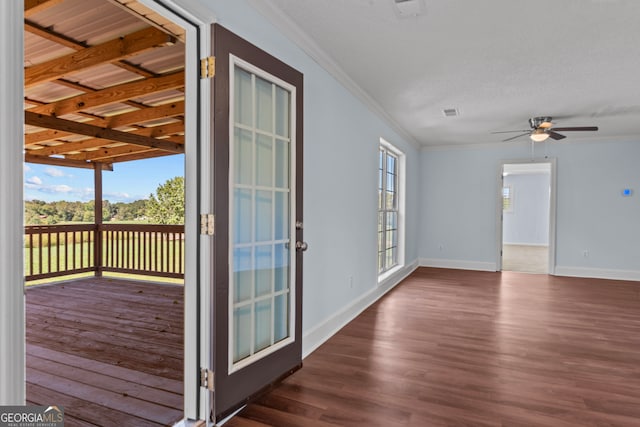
[24,155,184,203]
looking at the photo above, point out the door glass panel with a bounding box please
[233,247,252,303]
[255,190,273,242]
[274,139,289,188]
[254,299,272,352]
[234,68,253,127]
[256,134,273,187]
[274,294,288,342]
[273,243,289,293]
[234,128,253,185]
[254,244,273,297]
[230,62,293,366]
[275,86,290,138]
[255,76,273,133]
[233,305,252,361]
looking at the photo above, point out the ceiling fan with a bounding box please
[493,116,598,142]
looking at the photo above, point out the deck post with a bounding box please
[94,162,103,277]
[0,0,25,405]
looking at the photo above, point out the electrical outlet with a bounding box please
[439,244,444,251]
[583,250,589,258]
[348,275,353,288]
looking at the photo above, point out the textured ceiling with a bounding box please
[259,0,640,147]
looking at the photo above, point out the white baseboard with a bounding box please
[503,242,549,247]
[554,266,640,282]
[419,258,497,272]
[302,259,419,359]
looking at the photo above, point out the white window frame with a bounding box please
[378,138,405,282]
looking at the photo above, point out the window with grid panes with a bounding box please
[378,146,399,274]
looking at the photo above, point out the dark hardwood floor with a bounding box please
[226,267,640,427]
[26,277,184,427]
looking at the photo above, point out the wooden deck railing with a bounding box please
[25,223,184,281]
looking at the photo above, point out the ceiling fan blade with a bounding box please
[502,132,529,142]
[548,131,566,140]
[551,126,598,132]
[491,130,529,134]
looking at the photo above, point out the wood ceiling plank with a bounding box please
[66,145,157,162]
[24,0,65,18]
[27,72,184,117]
[25,111,184,153]
[25,27,176,88]
[25,101,185,146]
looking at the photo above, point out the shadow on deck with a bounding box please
[26,277,184,427]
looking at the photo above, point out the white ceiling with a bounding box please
[254,0,640,147]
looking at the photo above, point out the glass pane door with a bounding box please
[229,57,295,372]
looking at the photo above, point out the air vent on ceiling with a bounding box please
[442,108,459,117]
[392,0,426,19]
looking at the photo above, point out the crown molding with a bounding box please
[247,0,421,150]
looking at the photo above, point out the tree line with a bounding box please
[25,176,184,225]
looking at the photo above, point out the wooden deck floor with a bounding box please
[226,267,640,427]
[26,277,184,427]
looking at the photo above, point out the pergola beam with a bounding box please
[25,101,185,146]
[27,71,184,117]
[24,21,156,78]
[26,133,183,157]
[25,27,175,88]
[25,154,113,171]
[25,111,184,153]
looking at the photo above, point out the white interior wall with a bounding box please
[197,0,420,354]
[503,172,550,246]
[419,139,640,281]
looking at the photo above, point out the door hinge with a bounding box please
[200,56,215,79]
[200,214,215,235]
[200,367,215,391]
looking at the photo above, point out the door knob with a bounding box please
[295,241,308,252]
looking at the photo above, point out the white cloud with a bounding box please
[26,176,42,185]
[23,164,31,173]
[44,167,66,177]
[51,184,72,193]
[104,191,136,202]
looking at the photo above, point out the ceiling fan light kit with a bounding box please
[530,129,550,142]
[493,116,599,142]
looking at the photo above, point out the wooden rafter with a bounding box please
[28,132,184,157]
[25,153,113,171]
[24,21,157,78]
[25,27,176,88]
[27,71,184,117]
[25,101,185,146]
[106,101,184,128]
[99,149,175,164]
[25,112,184,153]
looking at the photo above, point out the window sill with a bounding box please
[378,264,404,285]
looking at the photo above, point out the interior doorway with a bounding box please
[500,161,554,274]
